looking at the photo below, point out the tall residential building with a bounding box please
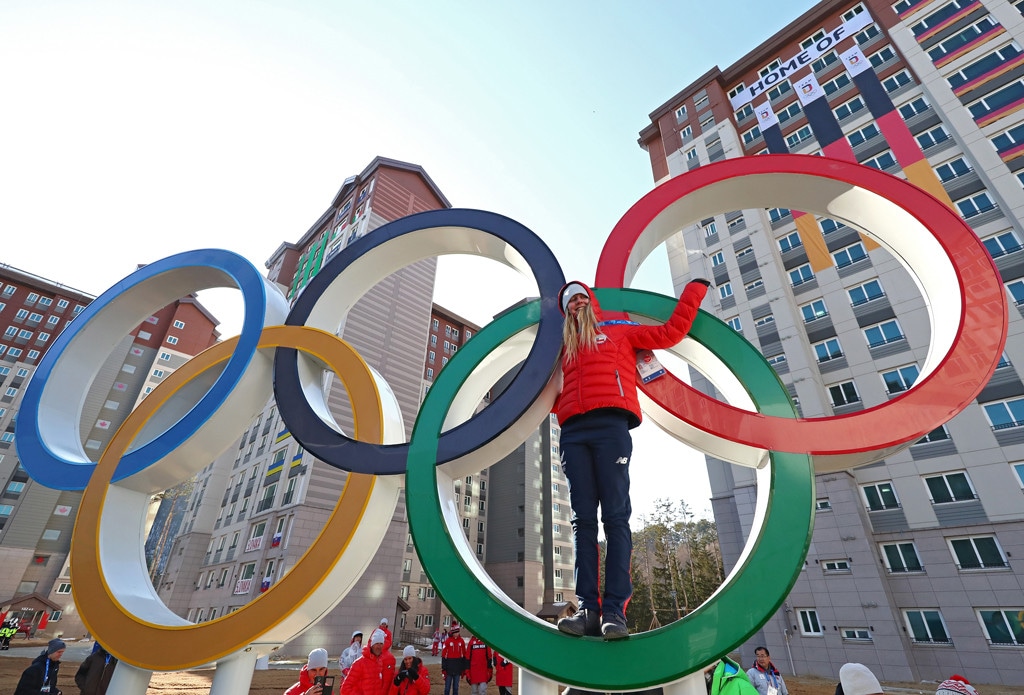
[0,263,219,638]
[639,0,1024,685]
[156,157,450,655]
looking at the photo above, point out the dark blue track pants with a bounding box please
[559,409,633,618]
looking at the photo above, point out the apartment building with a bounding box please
[639,0,1024,684]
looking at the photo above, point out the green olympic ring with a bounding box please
[407,288,813,691]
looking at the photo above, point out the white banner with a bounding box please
[755,101,779,130]
[840,44,872,77]
[729,10,873,109]
[795,72,826,106]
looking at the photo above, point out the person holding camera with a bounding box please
[389,645,429,695]
[285,648,331,695]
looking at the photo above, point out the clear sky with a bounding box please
[1,0,812,524]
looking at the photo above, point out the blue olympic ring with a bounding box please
[16,249,283,490]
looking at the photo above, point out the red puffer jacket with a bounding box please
[555,281,708,428]
[493,653,514,687]
[465,636,492,684]
[340,646,382,695]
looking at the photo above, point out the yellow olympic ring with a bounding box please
[72,326,386,670]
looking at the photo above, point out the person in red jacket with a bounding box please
[465,634,492,695]
[377,618,393,651]
[492,652,514,695]
[389,645,430,695]
[440,623,468,695]
[341,629,386,695]
[379,641,396,695]
[285,648,330,695]
[554,279,710,640]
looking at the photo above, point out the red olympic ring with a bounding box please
[595,155,1007,469]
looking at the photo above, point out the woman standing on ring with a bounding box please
[554,279,710,640]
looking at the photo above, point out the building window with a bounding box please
[681,125,693,140]
[710,251,725,267]
[897,97,930,122]
[827,381,860,407]
[800,299,828,323]
[846,120,881,148]
[813,338,843,363]
[718,283,733,299]
[700,115,716,130]
[992,121,1024,155]
[983,230,1021,258]
[686,148,698,162]
[726,317,742,332]
[173,320,185,329]
[822,559,851,573]
[917,425,951,444]
[767,81,792,102]
[864,319,904,348]
[778,232,802,253]
[904,609,950,643]
[863,150,897,170]
[983,396,1024,429]
[841,628,872,641]
[882,542,923,573]
[930,15,1000,62]
[694,94,709,110]
[745,279,764,293]
[934,156,972,183]
[798,609,822,635]
[167,336,178,345]
[675,105,688,121]
[834,96,866,121]
[833,242,867,268]
[869,44,896,68]
[703,221,718,238]
[968,77,1024,121]
[786,126,813,148]
[925,471,976,503]
[862,482,899,511]
[815,498,831,511]
[1012,461,1024,488]
[978,609,1024,645]
[955,191,997,219]
[916,125,949,149]
[823,73,852,97]
[56,583,71,594]
[881,364,919,394]
[848,279,884,306]
[742,125,761,145]
[948,535,1007,569]
[789,264,814,287]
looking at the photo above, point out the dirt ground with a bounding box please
[3,643,1024,695]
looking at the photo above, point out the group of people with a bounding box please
[0,616,22,649]
[438,622,513,695]
[284,618,514,695]
[743,646,981,695]
[12,638,118,695]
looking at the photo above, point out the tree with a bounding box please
[630,499,725,629]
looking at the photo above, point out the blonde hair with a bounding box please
[563,302,599,362]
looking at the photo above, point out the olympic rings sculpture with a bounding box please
[14,155,1007,692]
